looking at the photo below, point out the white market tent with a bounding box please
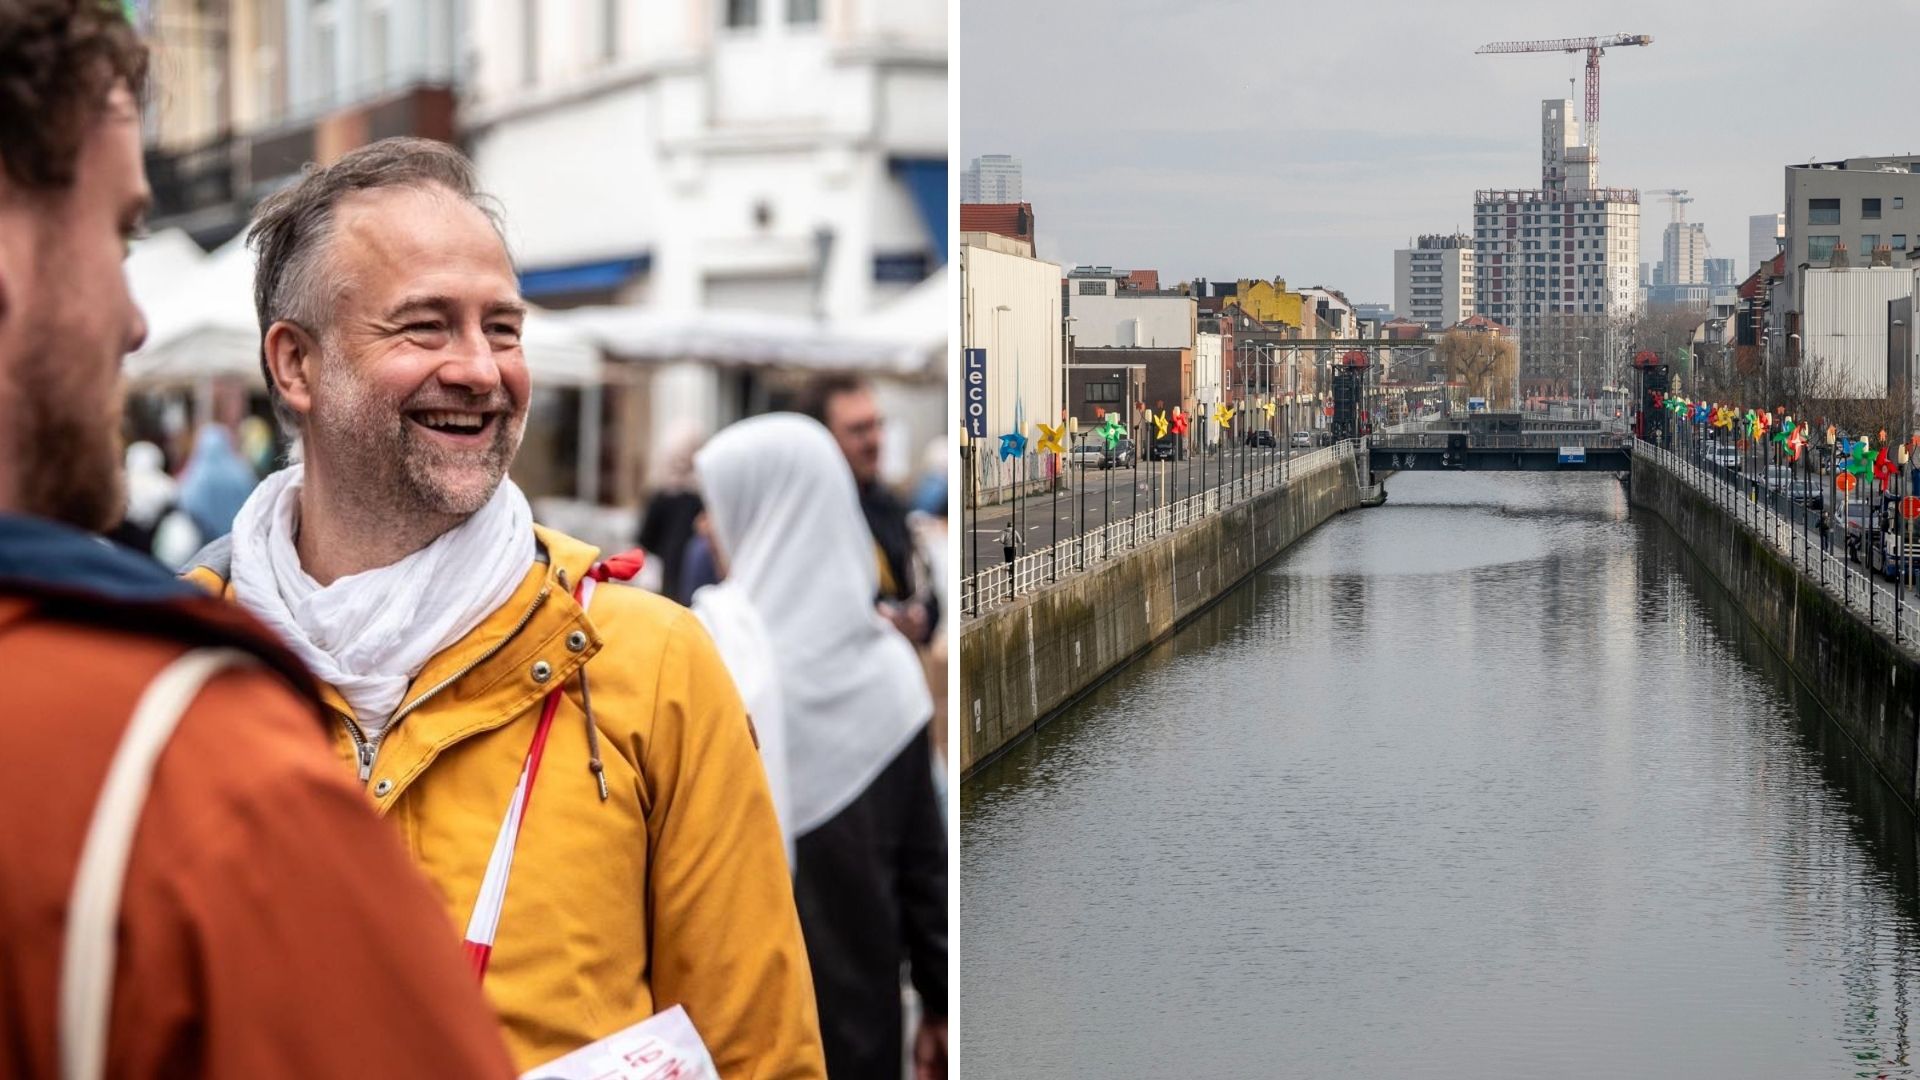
[550,265,948,378]
[124,234,605,388]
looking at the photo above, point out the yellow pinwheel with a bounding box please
[1214,403,1235,428]
[1034,421,1066,456]
[1262,400,1276,419]
[1152,411,1169,440]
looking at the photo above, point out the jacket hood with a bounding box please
[0,512,324,701]
[0,513,202,604]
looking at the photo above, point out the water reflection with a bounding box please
[962,471,1920,1079]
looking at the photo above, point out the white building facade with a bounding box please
[960,237,1063,449]
[1394,233,1475,330]
[1193,331,1222,409]
[1473,99,1640,378]
[461,0,946,491]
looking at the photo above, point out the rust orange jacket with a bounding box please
[0,512,516,1078]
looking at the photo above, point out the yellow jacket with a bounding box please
[188,525,825,1077]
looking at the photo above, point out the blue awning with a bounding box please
[890,157,946,266]
[518,254,651,299]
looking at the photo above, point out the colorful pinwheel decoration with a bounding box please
[1152,411,1169,440]
[998,431,1027,460]
[1849,436,1874,479]
[1875,443,1895,486]
[1097,414,1125,449]
[1034,422,1066,456]
[1170,410,1190,437]
[1262,401,1277,420]
[1787,422,1807,462]
[1214,403,1235,429]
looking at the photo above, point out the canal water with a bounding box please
[961,471,1920,1079]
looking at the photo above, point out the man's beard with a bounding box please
[8,329,124,533]
[307,346,525,520]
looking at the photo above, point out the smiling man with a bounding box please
[184,138,825,1077]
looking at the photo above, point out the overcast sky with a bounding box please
[960,0,1920,303]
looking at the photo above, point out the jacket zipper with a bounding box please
[340,582,555,784]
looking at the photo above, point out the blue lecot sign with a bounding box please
[964,349,988,437]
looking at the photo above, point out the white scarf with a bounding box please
[694,414,932,836]
[228,464,535,731]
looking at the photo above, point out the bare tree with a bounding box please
[1438,328,1519,410]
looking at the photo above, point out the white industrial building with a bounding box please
[1394,234,1475,330]
[462,0,947,492]
[960,235,1063,498]
[1799,266,1914,396]
[1473,99,1640,379]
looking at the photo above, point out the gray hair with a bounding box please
[246,136,508,430]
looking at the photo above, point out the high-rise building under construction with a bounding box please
[1472,100,1641,385]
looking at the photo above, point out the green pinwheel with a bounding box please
[1849,435,1874,478]
[1098,414,1125,449]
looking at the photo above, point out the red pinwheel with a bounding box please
[1170,411,1190,436]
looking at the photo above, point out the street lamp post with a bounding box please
[993,304,1014,568]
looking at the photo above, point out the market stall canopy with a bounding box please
[551,268,947,378]
[839,265,947,363]
[123,228,207,312]
[124,235,605,388]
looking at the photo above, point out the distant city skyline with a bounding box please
[961,0,1918,303]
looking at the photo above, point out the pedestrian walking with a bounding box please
[692,415,947,1080]
[0,7,514,1077]
[1000,520,1022,566]
[187,138,822,1076]
[800,376,939,644]
[1819,509,1832,554]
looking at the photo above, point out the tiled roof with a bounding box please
[960,202,1034,244]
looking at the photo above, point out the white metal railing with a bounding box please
[961,442,1360,616]
[1636,439,1920,652]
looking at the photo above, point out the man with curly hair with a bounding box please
[0,4,516,1075]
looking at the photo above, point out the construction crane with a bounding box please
[1475,33,1652,160]
[1649,188,1694,224]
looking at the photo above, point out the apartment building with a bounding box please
[1394,233,1475,330]
[1472,99,1640,376]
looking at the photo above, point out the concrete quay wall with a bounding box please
[1631,451,1920,806]
[959,457,1361,777]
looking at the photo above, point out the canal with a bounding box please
[961,470,1920,1078]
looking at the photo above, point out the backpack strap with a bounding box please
[61,648,254,1080]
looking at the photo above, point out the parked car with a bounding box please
[1069,441,1107,469]
[1105,437,1138,469]
[1290,430,1313,448]
[1315,430,1335,447]
[1759,465,1823,507]
[1150,435,1187,461]
[1245,429,1277,448]
[1870,529,1919,581]
[1710,443,1741,470]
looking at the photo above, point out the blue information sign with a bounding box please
[964,349,988,437]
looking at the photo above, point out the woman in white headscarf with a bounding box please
[693,414,946,1080]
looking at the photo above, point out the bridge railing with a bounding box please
[1370,431,1631,451]
[962,441,1362,617]
[1636,439,1920,651]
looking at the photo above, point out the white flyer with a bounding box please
[518,1005,720,1080]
